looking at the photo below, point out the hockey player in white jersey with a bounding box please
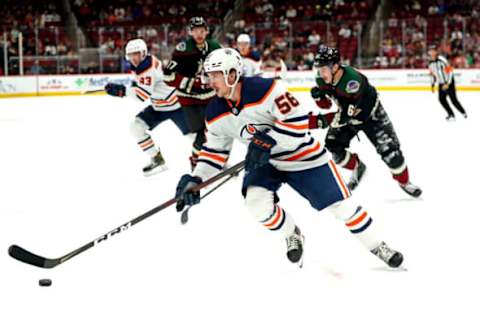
[175,48,404,268]
[236,34,262,77]
[105,39,190,176]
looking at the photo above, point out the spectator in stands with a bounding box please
[234,19,245,31]
[428,3,439,15]
[450,27,463,50]
[338,24,352,39]
[31,60,46,74]
[308,30,321,47]
[286,5,297,19]
[262,0,274,17]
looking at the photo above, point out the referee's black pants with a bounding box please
[438,77,466,117]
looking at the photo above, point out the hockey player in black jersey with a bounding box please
[308,46,422,198]
[163,17,222,170]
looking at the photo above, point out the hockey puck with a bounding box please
[39,279,52,287]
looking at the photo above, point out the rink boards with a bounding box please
[1,69,479,98]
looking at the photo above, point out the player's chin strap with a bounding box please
[225,70,241,100]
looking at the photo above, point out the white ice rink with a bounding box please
[1,90,479,316]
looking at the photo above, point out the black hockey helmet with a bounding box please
[314,45,340,67]
[189,16,208,31]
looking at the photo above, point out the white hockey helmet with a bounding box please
[237,34,251,44]
[204,48,243,92]
[125,38,148,61]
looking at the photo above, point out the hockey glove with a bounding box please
[246,131,277,171]
[311,86,334,109]
[308,112,335,129]
[105,83,126,97]
[182,76,209,94]
[175,174,202,212]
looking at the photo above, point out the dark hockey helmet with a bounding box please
[189,16,208,31]
[314,46,340,67]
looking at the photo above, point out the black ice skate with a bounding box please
[371,241,403,268]
[286,226,305,268]
[143,152,167,176]
[446,115,455,122]
[400,182,422,198]
[347,160,367,191]
[463,113,468,119]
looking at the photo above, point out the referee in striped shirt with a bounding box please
[428,46,467,121]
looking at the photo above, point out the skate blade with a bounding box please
[143,164,168,177]
[296,235,306,269]
[347,169,367,191]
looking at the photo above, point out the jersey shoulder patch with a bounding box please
[175,42,187,52]
[339,66,363,94]
[345,80,361,93]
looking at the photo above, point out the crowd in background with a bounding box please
[2,0,480,74]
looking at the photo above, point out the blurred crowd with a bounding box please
[2,0,480,75]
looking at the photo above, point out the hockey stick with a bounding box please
[8,160,245,269]
[180,166,244,225]
[278,59,288,80]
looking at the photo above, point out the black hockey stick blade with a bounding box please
[8,245,59,268]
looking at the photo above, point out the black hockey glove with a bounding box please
[245,131,277,171]
[175,174,202,212]
[105,83,126,97]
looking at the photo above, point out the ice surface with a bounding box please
[1,90,478,315]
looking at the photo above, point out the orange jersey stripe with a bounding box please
[153,95,178,105]
[275,120,309,130]
[198,151,227,163]
[285,142,321,161]
[346,211,367,227]
[207,111,231,125]
[328,160,350,198]
[135,88,149,100]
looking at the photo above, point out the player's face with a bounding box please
[237,42,250,56]
[127,52,142,67]
[428,50,437,59]
[317,65,333,84]
[207,71,228,97]
[191,27,208,44]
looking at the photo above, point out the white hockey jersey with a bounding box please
[127,55,181,112]
[193,77,331,181]
[240,50,262,77]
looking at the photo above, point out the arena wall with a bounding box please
[1,69,479,98]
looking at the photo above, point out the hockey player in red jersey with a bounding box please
[175,48,404,268]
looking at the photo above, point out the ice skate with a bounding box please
[143,151,168,176]
[399,181,422,198]
[371,241,403,268]
[286,226,305,268]
[347,159,367,191]
[446,115,455,122]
